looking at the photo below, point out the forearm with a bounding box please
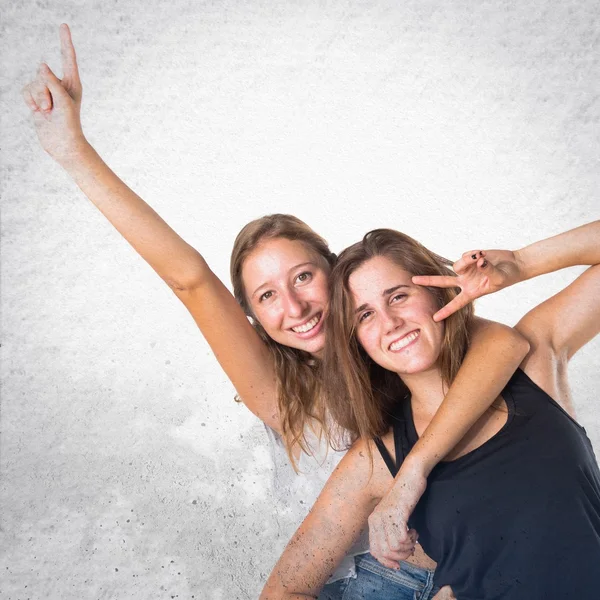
[61,141,209,290]
[262,442,378,599]
[401,320,529,477]
[516,220,600,281]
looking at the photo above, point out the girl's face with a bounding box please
[350,255,445,376]
[242,237,329,356]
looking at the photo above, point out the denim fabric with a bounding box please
[319,553,437,600]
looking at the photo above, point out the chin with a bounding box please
[302,336,326,356]
[281,333,325,356]
[390,354,439,376]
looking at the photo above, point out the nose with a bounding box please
[381,307,403,334]
[283,289,309,319]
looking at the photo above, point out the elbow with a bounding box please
[259,586,276,600]
[260,572,285,600]
[163,255,213,292]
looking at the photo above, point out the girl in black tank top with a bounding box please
[376,368,600,599]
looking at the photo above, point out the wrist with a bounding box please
[57,135,93,171]
[397,452,432,481]
[512,248,530,283]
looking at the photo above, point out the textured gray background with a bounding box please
[2,1,599,598]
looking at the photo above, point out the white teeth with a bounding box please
[389,330,420,351]
[292,314,321,334]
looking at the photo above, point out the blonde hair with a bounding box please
[230,214,336,468]
[323,229,474,445]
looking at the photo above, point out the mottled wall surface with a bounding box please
[2,1,599,598]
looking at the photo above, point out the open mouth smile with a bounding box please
[389,329,420,352]
[291,312,323,335]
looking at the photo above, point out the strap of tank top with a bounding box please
[393,413,410,466]
[374,436,399,477]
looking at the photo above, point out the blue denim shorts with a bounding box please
[319,553,437,600]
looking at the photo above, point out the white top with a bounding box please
[265,424,370,583]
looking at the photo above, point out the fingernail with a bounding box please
[482,259,488,267]
[479,251,484,256]
[471,254,477,260]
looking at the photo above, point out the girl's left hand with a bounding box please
[413,249,523,322]
[368,463,426,569]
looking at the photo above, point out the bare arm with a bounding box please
[413,220,600,322]
[516,261,600,410]
[406,318,530,471]
[416,220,600,410]
[261,439,392,599]
[23,25,280,431]
[514,220,600,286]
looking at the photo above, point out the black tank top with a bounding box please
[375,368,600,599]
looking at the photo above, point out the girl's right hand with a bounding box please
[21,24,86,166]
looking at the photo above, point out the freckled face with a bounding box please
[242,237,329,356]
[350,256,445,376]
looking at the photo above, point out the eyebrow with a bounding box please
[354,284,410,314]
[251,262,317,298]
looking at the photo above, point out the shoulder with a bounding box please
[469,317,531,358]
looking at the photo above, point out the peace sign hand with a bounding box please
[22,24,86,166]
[413,249,524,322]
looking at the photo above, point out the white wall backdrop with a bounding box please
[2,1,599,598]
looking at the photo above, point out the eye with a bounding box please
[358,310,373,324]
[259,290,274,302]
[390,293,407,304]
[295,271,313,284]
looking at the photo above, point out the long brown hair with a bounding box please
[323,229,474,444]
[230,214,336,468]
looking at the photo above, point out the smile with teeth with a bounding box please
[291,313,322,334]
[389,330,420,351]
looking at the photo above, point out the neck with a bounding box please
[398,367,446,416]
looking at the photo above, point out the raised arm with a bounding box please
[414,220,600,322]
[514,221,600,408]
[22,25,280,431]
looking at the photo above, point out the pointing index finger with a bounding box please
[59,24,81,89]
[412,275,460,289]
